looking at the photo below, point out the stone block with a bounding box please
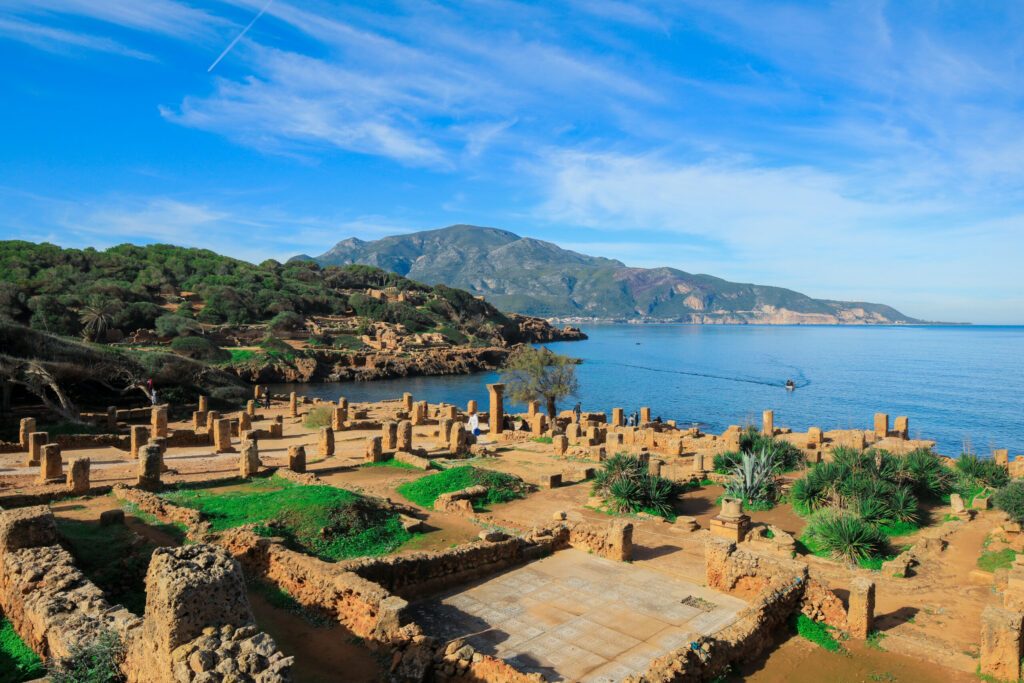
[198,395,209,413]
[382,421,398,450]
[100,509,125,526]
[67,457,90,494]
[151,405,168,439]
[39,443,62,482]
[539,473,562,489]
[611,407,624,427]
[365,436,384,462]
[138,444,163,491]
[205,410,219,434]
[240,440,260,478]
[288,445,306,473]
[130,425,149,460]
[0,505,57,552]
[848,578,875,639]
[394,450,432,470]
[980,606,1024,682]
[893,416,909,439]
[332,406,347,431]
[762,409,774,436]
[213,418,234,453]
[26,431,47,467]
[639,407,651,424]
[19,417,37,450]
[553,435,568,456]
[402,392,413,411]
[873,412,889,438]
[397,419,413,451]
[319,426,334,458]
[448,422,468,456]
[488,383,505,435]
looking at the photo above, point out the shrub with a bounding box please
[739,429,804,471]
[155,314,202,338]
[792,613,841,652]
[259,335,293,355]
[713,451,741,474]
[169,335,229,362]
[994,482,1024,522]
[592,454,677,517]
[303,405,333,429]
[724,448,778,505]
[269,311,303,332]
[48,630,125,683]
[802,509,886,564]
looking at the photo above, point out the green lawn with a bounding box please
[978,548,1017,573]
[361,460,420,471]
[162,476,412,561]
[0,618,44,683]
[396,466,529,510]
[792,613,842,652]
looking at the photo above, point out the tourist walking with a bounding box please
[467,411,480,437]
[573,402,582,423]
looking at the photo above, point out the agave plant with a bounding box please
[725,448,777,504]
[805,509,885,564]
[883,486,919,524]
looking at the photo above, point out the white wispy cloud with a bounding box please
[0,16,155,60]
[3,0,224,41]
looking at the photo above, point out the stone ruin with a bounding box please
[0,507,290,683]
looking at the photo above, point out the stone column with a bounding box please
[246,400,257,416]
[402,393,413,411]
[639,407,651,424]
[527,400,540,418]
[894,416,909,439]
[487,383,505,435]
[586,425,600,445]
[253,385,263,400]
[130,425,150,459]
[39,444,62,482]
[336,404,350,428]
[319,426,335,457]
[67,458,90,494]
[449,422,468,456]
[289,392,298,418]
[138,444,163,491]
[26,431,47,467]
[239,412,252,433]
[198,395,209,413]
[412,401,428,426]
[397,420,413,452]
[995,449,1010,467]
[106,406,117,430]
[213,418,234,453]
[467,399,478,414]
[980,606,1024,682]
[150,405,168,438]
[532,414,547,435]
[19,417,36,450]
[808,427,823,445]
[553,435,568,456]
[611,408,624,427]
[205,410,219,434]
[438,418,453,448]
[693,452,705,474]
[873,412,889,438]
[240,440,260,478]
[762,409,774,436]
[270,415,283,438]
[191,411,204,430]
[382,421,398,450]
[607,521,634,562]
[848,577,875,639]
[288,445,306,473]
[337,396,348,409]
[365,436,384,462]
[567,423,581,444]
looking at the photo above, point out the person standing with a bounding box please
[468,411,480,437]
[573,402,582,424]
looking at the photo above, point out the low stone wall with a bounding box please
[54,433,130,451]
[0,506,142,660]
[0,440,24,453]
[166,429,211,448]
[113,484,210,540]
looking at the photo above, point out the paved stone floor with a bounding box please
[407,549,747,682]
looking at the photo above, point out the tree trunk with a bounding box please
[546,397,557,419]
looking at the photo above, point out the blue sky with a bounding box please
[1,1,1023,323]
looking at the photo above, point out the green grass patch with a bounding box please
[532,436,553,444]
[163,476,412,561]
[55,518,159,615]
[857,555,895,571]
[977,548,1017,573]
[396,466,529,510]
[119,501,188,542]
[226,348,259,363]
[0,617,44,683]
[878,520,919,537]
[360,459,420,471]
[866,630,887,651]
[792,613,842,652]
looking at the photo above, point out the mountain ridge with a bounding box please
[298,225,922,324]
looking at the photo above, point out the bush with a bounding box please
[739,429,804,471]
[303,405,333,429]
[259,335,292,354]
[592,454,677,517]
[48,630,125,683]
[169,335,229,362]
[802,509,886,564]
[155,314,202,338]
[269,311,303,332]
[994,482,1024,522]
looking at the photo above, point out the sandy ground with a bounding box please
[0,395,1004,681]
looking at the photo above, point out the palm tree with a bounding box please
[79,302,118,342]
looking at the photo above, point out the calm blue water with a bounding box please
[278,325,1024,457]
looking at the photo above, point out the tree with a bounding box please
[500,346,578,418]
[79,301,119,342]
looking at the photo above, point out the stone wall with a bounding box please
[0,506,142,660]
[54,433,131,450]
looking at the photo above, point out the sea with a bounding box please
[276,324,1024,457]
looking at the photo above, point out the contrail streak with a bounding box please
[208,0,275,73]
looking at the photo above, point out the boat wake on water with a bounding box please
[592,361,812,389]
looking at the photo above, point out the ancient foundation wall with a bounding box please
[0,506,142,660]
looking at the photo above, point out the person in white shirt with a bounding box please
[467,412,480,436]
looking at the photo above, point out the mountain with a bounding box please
[299,225,921,324]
